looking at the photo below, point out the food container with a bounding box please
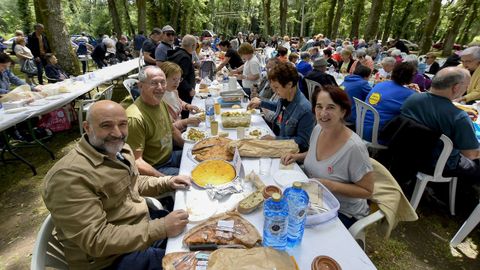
[262,185,282,199]
[2,100,27,110]
[303,180,340,227]
[221,111,251,128]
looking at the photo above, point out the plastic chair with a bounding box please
[353,97,388,150]
[304,78,321,102]
[123,78,138,100]
[450,200,480,246]
[410,134,458,215]
[349,208,385,250]
[30,214,68,270]
[78,85,115,135]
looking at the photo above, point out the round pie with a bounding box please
[191,160,236,187]
[192,137,233,162]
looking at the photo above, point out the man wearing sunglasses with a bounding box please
[155,25,176,64]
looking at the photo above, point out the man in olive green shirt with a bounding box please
[126,66,184,176]
[43,100,190,269]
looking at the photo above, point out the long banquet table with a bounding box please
[166,91,377,270]
[0,58,140,132]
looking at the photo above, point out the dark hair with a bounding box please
[353,64,372,78]
[311,85,351,120]
[218,40,231,48]
[323,49,332,57]
[0,52,12,64]
[277,46,288,56]
[391,62,416,85]
[268,61,299,87]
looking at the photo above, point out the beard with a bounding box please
[89,132,126,156]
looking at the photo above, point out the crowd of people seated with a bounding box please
[4,23,478,269]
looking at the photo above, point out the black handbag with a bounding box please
[21,59,38,75]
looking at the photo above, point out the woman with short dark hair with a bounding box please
[247,61,316,152]
[281,85,373,228]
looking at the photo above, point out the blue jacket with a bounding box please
[260,88,315,152]
[342,74,372,123]
[296,60,312,77]
[0,69,26,94]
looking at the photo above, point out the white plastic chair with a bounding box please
[123,78,138,100]
[450,200,480,246]
[304,78,321,102]
[349,208,385,250]
[31,214,68,270]
[410,134,458,215]
[78,85,115,135]
[353,97,388,150]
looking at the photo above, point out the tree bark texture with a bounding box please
[136,0,146,34]
[457,0,478,45]
[419,0,441,54]
[364,0,384,41]
[442,0,474,56]
[393,0,413,39]
[350,0,365,39]
[123,0,135,36]
[35,0,80,75]
[33,0,44,26]
[331,0,344,39]
[18,0,33,34]
[107,0,122,38]
[262,0,272,36]
[381,0,395,44]
[326,0,337,38]
[170,0,181,31]
[279,0,288,36]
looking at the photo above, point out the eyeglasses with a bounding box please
[165,32,175,37]
[148,80,167,87]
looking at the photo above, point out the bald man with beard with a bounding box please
[43,100,190,270]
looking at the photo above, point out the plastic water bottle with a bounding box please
[328,65,335,75]
[263,193,289,250]
[205,94,214,128]
[284,182,309,248]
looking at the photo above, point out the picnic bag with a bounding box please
[21,59,38,75]
[38,104,77,132]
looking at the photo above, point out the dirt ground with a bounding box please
[0,86,479,270]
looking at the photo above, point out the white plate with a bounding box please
[3,107,29,114]
[29,99,50,106]
[272,170,308,188]
[245,127,271,139]
[185,190,218,223]
[181,128,208,143]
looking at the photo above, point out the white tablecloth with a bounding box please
[165,94,376,270]
[0,58,140,132]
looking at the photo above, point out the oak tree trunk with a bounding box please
[18,0,33,34]
[381,0,395,44]
[35,0,80,75]
[32,0,45,26]
[419,0,441,54]
[262,0,272,36]
[326,0,337,38]
[331,0,344,39]
[136,0,146,34]
[393,0,413,39]
[350,0,365,39]
[279,0,288,36]
[170,0,181,31]
[107,0,122,38]
[364,0,384,41]
[457,1,478,45]
[123,0,135,36]
[442,0,474,56]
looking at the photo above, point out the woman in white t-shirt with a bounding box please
[14,37,35,84]
[281,85,374,228]
[235,42,261,96]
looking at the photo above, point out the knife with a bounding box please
[189,243,246,251]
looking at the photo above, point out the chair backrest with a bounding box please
[354,97,381,145]
[304,78,321,102]
[433,134,454,179]
[123,79,138,99]
[31,214,68,270]
[199,60,216,81]
[93,85,114,100]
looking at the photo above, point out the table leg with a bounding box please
[26,119,55,160]
[0,131,37,175]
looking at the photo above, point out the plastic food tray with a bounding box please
[305,180,340,227]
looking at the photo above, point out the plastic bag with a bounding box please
[21,59,38,75]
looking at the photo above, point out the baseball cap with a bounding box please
[151,28,162,35]
[313,58,328,68]
[162,25,175,33]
